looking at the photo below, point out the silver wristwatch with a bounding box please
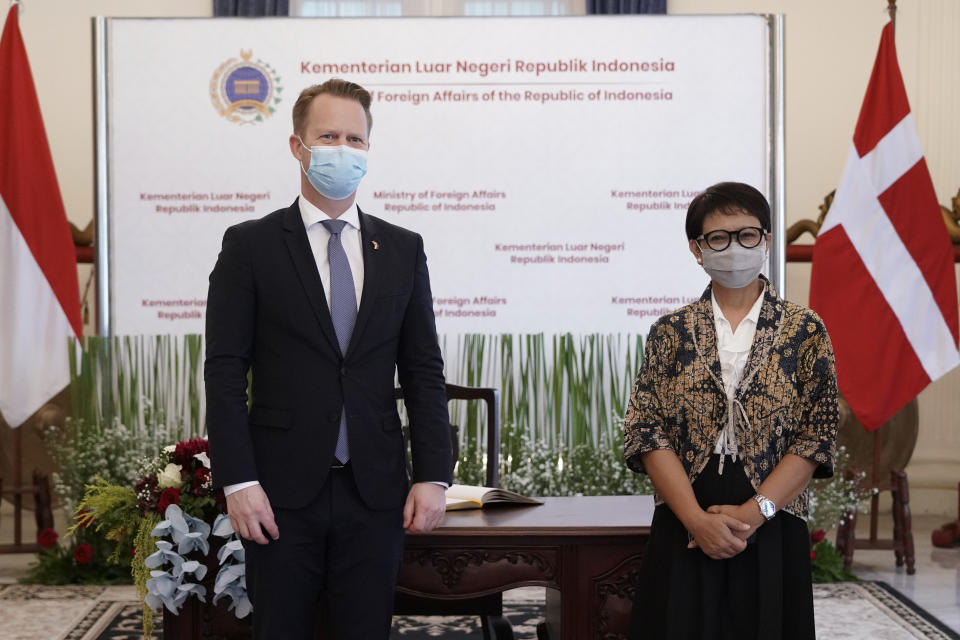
[754,494,776,521]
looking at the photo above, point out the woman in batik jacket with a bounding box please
[624,182,839,640]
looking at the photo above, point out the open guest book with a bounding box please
[444,484,543,511]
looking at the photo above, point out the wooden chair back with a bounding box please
[394,383,500,487]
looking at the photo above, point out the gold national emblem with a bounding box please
[210,49,282,124]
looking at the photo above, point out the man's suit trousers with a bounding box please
[242,465,405,639]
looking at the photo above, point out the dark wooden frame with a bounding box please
[394,382,508,638]
[164,496,655,640]
[395,382,500,488]
[835,467,916,574]
[0,428,55,554]
[396,495,654,640]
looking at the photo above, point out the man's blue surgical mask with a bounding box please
[297,138,367,200]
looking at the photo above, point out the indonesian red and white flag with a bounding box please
[0,5,82,427]
[810,22,960,432]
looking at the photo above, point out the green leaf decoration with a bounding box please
[810,539,860,583]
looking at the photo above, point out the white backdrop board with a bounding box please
[97,15,780,337]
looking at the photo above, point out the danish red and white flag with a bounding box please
[810,21,959,432]
[0,5,82,427]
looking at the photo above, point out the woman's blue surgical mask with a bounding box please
[297,138,367,200]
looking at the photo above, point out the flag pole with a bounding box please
[5,0,22,552]
[7,0,23,554]
[868,0,898,544]
[13,426,22,546]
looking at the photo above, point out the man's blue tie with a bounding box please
[321,219,356,464]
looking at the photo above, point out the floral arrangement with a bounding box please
[807,445,869,534]
[21,515,131,585]
[809,528,859,583]
[25,413,183,585]
[43,416,179,515]
[73,437,248,636]
[454,424,655,497]
[804,445,869,583]
[498,431,655,497]
[145,504,248,618]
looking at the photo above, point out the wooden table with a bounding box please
[398,495,655,640]
[163,495,654,639]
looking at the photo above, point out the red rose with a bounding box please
[810,529,826,544]
[157,487,181,514]
[135,475,161,513]
[173,437,209,466]
[74,543,93,565]
[193,467,211,494]
[76,509,94,529]
[37,528,58,549]
[810,549,817,560]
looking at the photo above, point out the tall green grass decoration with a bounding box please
[68,335,205,440]
[70,332,641,453]
[442,333,644,462]
[68,332,645,494]
[64,333,863,506]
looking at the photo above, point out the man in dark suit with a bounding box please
[205,78,452,639]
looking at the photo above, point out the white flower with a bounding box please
[163,444,177,454]
[194,451,211,469]
[157,463,183,488]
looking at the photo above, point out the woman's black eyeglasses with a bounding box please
[696,226,766,252]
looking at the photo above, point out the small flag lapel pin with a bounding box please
[371,240,380,250]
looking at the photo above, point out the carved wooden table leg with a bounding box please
[835,503,858,572]
[892,469,916,574]
[32,470,54,531]
[891,471,904,568]
[481,615,515,640]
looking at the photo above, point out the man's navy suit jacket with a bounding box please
[204,199,452,511]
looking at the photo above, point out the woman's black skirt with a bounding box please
[629,455,815,640]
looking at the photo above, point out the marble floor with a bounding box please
[2,502,959,634]
[849,513,960,634]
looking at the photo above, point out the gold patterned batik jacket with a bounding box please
[623,277,840,520]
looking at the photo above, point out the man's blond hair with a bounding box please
[292,79,372,137]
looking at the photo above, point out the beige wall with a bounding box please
[668,0,960,216]
[16,0,212,334]
[671,0,960,515]
[16,1,960,513]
